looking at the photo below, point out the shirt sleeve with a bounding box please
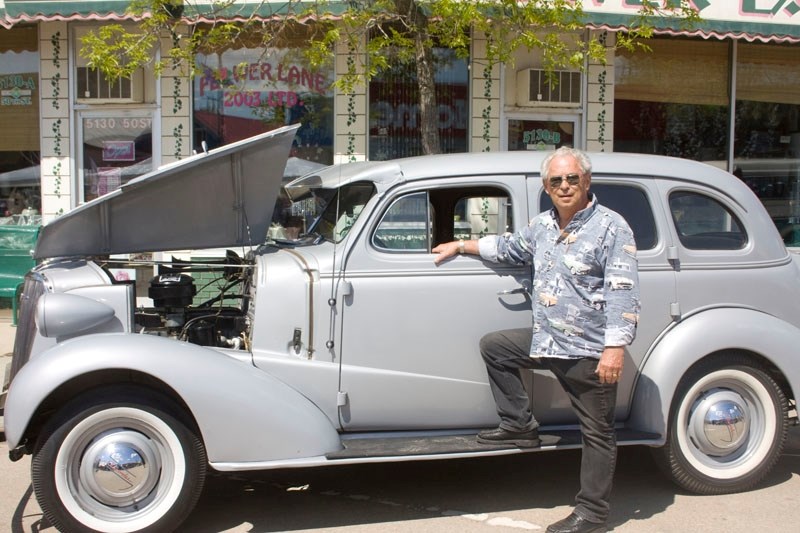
[603,219,641,347]
[478,225,535,266]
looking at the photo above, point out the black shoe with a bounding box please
[476,426,540,447]
[546,512,606,533]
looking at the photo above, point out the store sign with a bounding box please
[524,129,562,147]
[0,73,36,106]
[195,49,333,121]
[583,0,800,23]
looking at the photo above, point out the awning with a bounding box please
[1,0,798,43]
[0,1,138,28]
[0,1,327,29]
[583,1,800,44]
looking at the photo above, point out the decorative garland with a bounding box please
[481,62,493,153]
[171,30,184,159]
[345,49,357,162]
[50,30,63,213]
[173,122,184,157]
[595,31,608,151]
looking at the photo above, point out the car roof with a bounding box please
[293,151,739,193]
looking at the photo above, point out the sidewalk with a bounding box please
[1,308,15,435]
[1,308,14,353]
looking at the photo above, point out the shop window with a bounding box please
[0,25,40,218]
[613,37,729,162]
[193,46,334,177]
[733,43,800,247]
[669,191,746,250]
[79,114,154,202]
[369,47,468,160]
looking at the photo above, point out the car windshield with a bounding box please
[278,181,376,244]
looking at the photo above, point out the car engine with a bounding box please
[132,250,253,350]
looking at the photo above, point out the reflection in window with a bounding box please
[374,192,430,251]
[614,37,729,162]
[669,191,746,250]
[734,43,800,247]
[81,116,153,202]
[192,45,335,176]
[0,25,40,219]
[369,47,468,160]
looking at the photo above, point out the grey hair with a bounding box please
[541,146,592,179]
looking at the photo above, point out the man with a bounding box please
[433,147,640,533]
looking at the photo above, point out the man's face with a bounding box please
[544,155,591,217]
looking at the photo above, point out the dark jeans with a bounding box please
[480,328,618,523]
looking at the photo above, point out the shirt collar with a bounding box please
[547,193,598,229]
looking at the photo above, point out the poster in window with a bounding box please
[97,167,122,196]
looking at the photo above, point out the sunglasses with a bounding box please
[548,173,581,189]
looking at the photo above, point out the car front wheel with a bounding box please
[653,353,788,495]
[32,387,206,533]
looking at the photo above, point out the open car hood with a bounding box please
[34,125,299,259]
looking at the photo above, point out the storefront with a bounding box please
[0,0,798,244]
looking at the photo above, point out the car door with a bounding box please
[528,176,679,424]
[660,179,795,324]
[337,175,533,431]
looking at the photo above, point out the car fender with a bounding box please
[4,333,342,462]
[629,307,800,439]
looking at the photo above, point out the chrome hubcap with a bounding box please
[79,430,162,507]
[688,389,750,457]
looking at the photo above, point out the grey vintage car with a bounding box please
[3,125,799,532]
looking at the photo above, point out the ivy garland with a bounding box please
[595,31,608,151]
[50,31,63,210]
[345,50,357,162]
[171,31,184,159]
[173,123,184,157]
[481,62,493,153]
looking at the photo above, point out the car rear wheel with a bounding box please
[653,353,788,494]
[32,387,206,533]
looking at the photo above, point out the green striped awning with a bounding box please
[2,0,799,43]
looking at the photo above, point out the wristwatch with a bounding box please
[458,239,465,254]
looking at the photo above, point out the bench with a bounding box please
[0,224,40,326]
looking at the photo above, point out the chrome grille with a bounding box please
[8,273,45,384]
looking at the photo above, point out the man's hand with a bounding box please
[596,346,625,384]
[432,241,460,265]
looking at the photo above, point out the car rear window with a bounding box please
[540,184,657,251]
[669,191,747,250]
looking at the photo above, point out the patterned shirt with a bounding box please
[478,195,640,359]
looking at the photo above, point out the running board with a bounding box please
[327,428,661,460]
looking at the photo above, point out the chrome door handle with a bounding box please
[497,287,527,295]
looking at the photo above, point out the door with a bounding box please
[338,175,532,430]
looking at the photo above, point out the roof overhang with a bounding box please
[2,1,798,43]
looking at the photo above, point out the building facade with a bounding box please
[1,1,798,243]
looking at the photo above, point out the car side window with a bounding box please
[373,192,430,251]
[669,191,747,250]
[373,187,513,253]
[540,184,657,251]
